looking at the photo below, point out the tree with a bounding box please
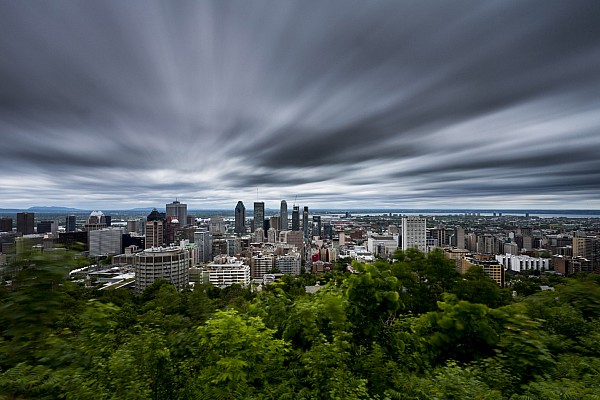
[190,310,289,399]
[452,266,511,308]
[346,262,402,345]
[414,294,500,365]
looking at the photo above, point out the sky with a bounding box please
[1,0,600,211]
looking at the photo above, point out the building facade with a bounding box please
[36,220,58,234]
[194,230,212,263]
[134,246,190,293]
[251,253,275,279]
[495,254,551,272]
[145,220,164,249]
[0,218,12,232]
[401,216,427,252]
[253,202,264,234]
[66,215,76,232]
[16,212,35,235]
[89,228,123,257]
[292,205,300,231]
[302,206,309,239]
[201,256,251,287]
[275,253,301,275]
[85,211,107,231]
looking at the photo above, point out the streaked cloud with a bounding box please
[0,0,599,210]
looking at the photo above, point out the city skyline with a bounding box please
[1,1,600,210]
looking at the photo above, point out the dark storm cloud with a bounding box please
[0,0,599,208]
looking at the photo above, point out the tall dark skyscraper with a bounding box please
[235,201,246,234]
[323,223,333,240]
[253,202,264,233]
[280,200,288,231]
[66,215,76,232]
[312,215,321,238]
[302,206,309,238]
[16,212,35,235]
[0,217,12,232]
[292,205,300,231]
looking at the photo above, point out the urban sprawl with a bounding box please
[1,200,599,292]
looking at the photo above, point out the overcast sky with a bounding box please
[1,0,599,210]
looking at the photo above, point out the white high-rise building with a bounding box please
[401,216,427,252]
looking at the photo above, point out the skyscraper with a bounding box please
[292,205,300,231]
[312,215,321,238]
[253,202,264,234]
[323,223,333,240]
[455,226,465,249]
[280,200,288,231]
[194,230,212,262]
[166,199,187,227]
[302,206,309,239]
[66,215,76,232]
[16,212,35,235]
[234,201,246,234]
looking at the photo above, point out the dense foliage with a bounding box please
[1,248,600,399]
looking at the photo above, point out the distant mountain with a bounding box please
[0,208,21,213]
[27,206,88,212]
[127,207,164,212]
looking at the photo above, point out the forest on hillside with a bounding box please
[1,248,600,399]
